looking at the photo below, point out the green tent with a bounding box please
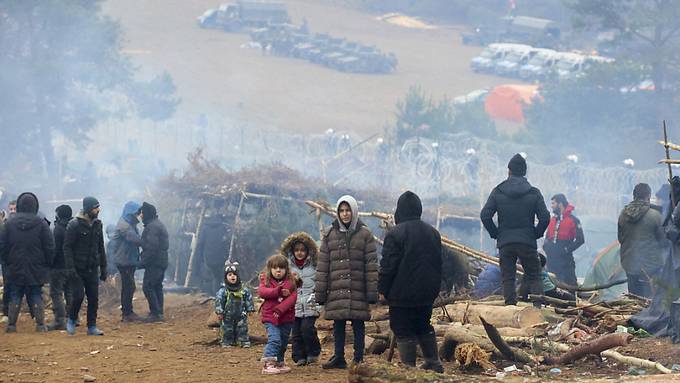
[582,241,627,301]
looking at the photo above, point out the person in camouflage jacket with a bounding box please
[214,262,254,347]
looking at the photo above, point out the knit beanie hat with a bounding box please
[55,204,73,220]
[508,153,527,177]
[83,196,100,212]
[224,262,241,286]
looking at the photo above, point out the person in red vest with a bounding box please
[543,194,584,286]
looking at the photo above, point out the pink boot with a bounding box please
[276,361,291,373]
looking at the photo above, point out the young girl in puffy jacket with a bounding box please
[281,232,322,366]
[259,254,298,375]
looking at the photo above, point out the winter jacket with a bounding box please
[64,212,106,273]
[480,175,550,249]
[215,283,255,321]
[281,232,320,318]
[140,204,169,269]
[0,192,55,286]
[472,264,502,299]
[543,204,585,261]
[112,202,142,267]
[379,191,442,307]
[52,217,70,270]
[315,195,378,321]
[258,275,297,325]
[618,200,665,274]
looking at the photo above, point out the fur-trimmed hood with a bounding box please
[279,231,318,266]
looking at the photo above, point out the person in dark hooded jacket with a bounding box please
[47,205,74,331]
[379,191,443,372]
[480,154,550,306]
[139,202,169,322]
[64,196,107,336]
[0,192,55,333]
[111,201,143,322]
[618,183,665,298]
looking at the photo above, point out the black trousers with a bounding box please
[117,266,136,316]
[333,320,365,362]
[2,267,9,316]
[546,251,578,286]
[389,305,434,339]
[49,269,74,320]
[291,316,321,362]
[69,269,99,327]
[499,244,542,305]
[143,266,165,316]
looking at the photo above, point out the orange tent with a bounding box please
[484,84,540,123]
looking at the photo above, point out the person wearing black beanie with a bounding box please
[480,154,550,307]
[47,205,74,331]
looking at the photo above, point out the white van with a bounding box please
[471,43,532,73]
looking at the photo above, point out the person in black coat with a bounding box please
[378,191,443,372]
[480,154,550,306]
[64,196,107,336]
[47,205,74,330]
[139,202,169,322]
[0,192,55,333]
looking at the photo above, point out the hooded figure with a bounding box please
[281,232,322,365]
[214,262,255,347]
[0,192,55,333]
[316,195,378,368]
[379,191,443,372]
[111,201,143,322]
[618,183,665,298]
[47,204,74,331]
[480,154,549,306]
[139,202,169,322]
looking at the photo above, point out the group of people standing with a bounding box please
[214,192,445,374]
[0,195,168,336]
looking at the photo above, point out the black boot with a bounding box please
[6,302,20,333]
[417,332,444,373]
[396,338,418,367]
[322,355,347,369]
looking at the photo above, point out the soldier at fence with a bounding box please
[543,193,584,286]
[618,183,665,298]
[480,154,550,307]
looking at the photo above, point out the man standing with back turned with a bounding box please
[480,154,550,306]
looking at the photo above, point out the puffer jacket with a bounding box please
[315,195,378,321]
[258,275,297,325]
[618,200,665,274]
[281,232,320,318]
[140,203,169,269]
[0,192,55,285]
[64,212,106,273]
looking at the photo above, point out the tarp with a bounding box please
[581,241,628,301]
[484,84,539,123]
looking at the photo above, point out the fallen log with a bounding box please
[479,316,535,364]
[432,323,545,338]
[439,324,497,361]
[348,363,451,383]
[528,294,575,308]
[544,332,633,365]
[442,303,546,328]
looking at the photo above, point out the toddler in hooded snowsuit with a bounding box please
[214,262,255,347]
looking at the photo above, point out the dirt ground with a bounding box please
[101,0,509,135]
[2,291,679,383]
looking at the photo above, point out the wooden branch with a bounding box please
[553,277,627,292]
[528,294,576,308]
[226,190,246,263]
[184,203,207,288]
[657,140,680,152]
[386,332,397,362]
[479,316,534,364]
[601,350,673,374]
[544,333,633,365]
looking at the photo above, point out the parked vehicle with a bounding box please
[518,48,558,81]
[471,43,531,73]
[493,45,535,77]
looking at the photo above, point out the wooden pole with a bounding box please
[184,203,207,288]
[663,120,677,208]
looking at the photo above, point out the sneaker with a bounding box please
[322,355,347,369]
[87,326,104,336]
[240,342,251,348]
[261,362,281,375]
[5,325,16,333]
[47,320,66,331]
[144,314,164,323]
[66,319,76,335]
[220,343,233,348]
[275,362,291,373]
[295,358,307,366]
[306,355,319,364]
[0,315,8,323]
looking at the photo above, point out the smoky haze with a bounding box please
[1,0,679,263]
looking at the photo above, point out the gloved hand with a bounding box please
[99,270,107,282]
